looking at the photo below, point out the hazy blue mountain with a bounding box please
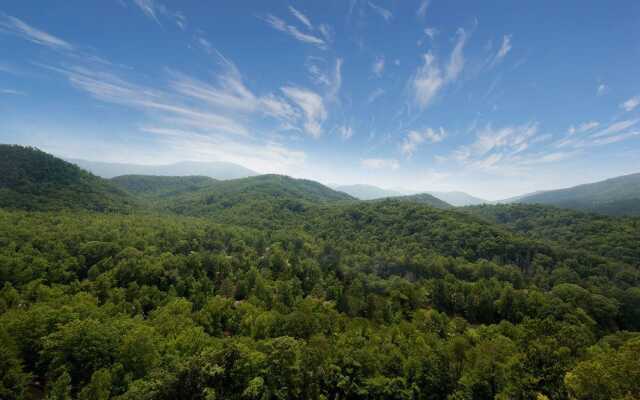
[66,158,258,180]
[333,184,403,200]
[426,191,488,206]
[511,173,640,216]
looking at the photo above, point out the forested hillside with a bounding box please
[378,193,452,209]
[0,145,137,212]
[110,175,217,197]
[1,147,639,400]
[512,173,640,216]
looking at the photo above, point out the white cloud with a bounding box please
[368,2,392,21]
[400,127,446,157]
[132,0,161,23]
[141,126,306,174]
[263,14,326,49]
[446,28,467,81]
[318,24,333,43]
[361,158,399,170]
[411,28,468,109]
[495,34,512,62]
[424,27,438,40]
[288,6,313,30]
[591,119,639,138]
[450,122,541,173]
[281,86,327,138]
[568,121,599,135]
[46,59,309,174]
[327,58,343,102]
[597,83,607,96]
[593,131,640,145]
[372,56,385,77]
[367,88,385,103]
[412,52,444,108]
[1,89,26,95]
[621,96,640,112]
[0,14,73,51]
[338,125,353,140]
[417,0,430,18]
[130,0,184,28]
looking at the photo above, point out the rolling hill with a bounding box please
[380,193,452,209]
[0,145,137,212]
[511,173,640,216]
[167,174,357,227]
[66,158,258,180]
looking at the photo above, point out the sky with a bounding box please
[1,1,639,200]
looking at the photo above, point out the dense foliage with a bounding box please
[1,147,639,399]
[513,173,640,216]
[464,203,640,265]
[372,193,452,209]
[110,175,217,198]
[0,145,136,212]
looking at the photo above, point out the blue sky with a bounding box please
[1,0,639,199]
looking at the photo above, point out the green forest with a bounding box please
[1,145,640,400]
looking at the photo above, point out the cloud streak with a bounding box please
[0,14,73,51]
[400,127,446,157]
[621,96,640,112]
[368,2,392,21]
[281,86,327,138]
[411,28,467,109]
[263,14,326,49]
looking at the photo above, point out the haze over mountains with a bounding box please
[2,146,637,217]
[67,158,258,180]
[510,173,640,216]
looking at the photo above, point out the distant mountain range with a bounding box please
[333,184,487,206]
[4,146,639,217]
[425,191,488,207]
[333,184,403,200]
[65,158,258,180]
[508,173,640,216]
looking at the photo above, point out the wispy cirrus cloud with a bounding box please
[411,52,444,108]
[597,83,607,96]
[591,119,639,138]
[129,0,186,29]
[417,0,430,18]
[1,88,27,96]
[568,121,599,135]
[361,158,399,170]
[621,96,640,112]
[281,86,327,138]
[338,125,354,140]
[411,28,467,109]
[0,14,73,51]
[262,13,326,49]
[288,6,312,30]
[446,28,467,81]
[444,122,553,174]
[400,127,446,157]
[372,56,385,77]
[368,2,392,22]
[493,34,512,64]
